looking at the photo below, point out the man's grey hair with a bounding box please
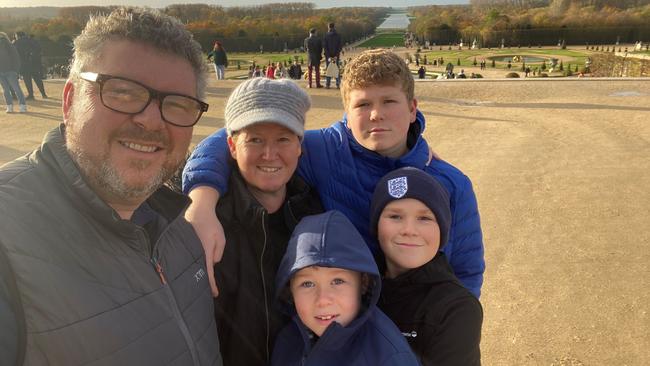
[69,7,208,99]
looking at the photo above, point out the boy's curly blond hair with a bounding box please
[341,49,414,109]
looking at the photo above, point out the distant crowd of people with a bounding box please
[206,23,344,90]
[243,56,348,90]
[0,31,47,113]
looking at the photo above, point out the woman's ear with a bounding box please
[227,135,237,160]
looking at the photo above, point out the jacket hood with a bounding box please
[275,211,381,323]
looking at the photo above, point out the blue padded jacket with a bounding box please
[182,111,485,297]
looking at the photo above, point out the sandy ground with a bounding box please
[1,77,649,366]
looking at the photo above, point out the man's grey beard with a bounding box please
[68,145,177,202]
[63,99,183,204]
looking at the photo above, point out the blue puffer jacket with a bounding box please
[271,211,418,366]
[182,111,484,297]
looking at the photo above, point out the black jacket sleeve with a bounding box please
[422,297,483,366]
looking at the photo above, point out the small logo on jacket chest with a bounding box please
[401,330,418,338]
[194,268,206,283]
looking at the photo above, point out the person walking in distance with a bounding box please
[13,31,47,100]
[27,35,47,98]
[208,41,228,80]
[323,22,343,89]
[0,32,27,113]
[304,28,323,88]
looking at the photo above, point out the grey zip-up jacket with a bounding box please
[0,125,222,366]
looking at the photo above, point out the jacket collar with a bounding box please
[382,252,461,296]
[292,302,380,352]
[218,165,317,231]
[219,167,266,227]
[339,109,429,170]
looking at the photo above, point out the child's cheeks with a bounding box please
[290,266,364,336]
[345,84,417,158]
[378,198,441,279]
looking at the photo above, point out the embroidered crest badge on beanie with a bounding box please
[369,167,452,248]
[224,77,311,138]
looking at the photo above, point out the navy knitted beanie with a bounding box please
[369,167,452,248]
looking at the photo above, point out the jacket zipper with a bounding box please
[152,257,167,285]
[140,223,201,366]
[260,211,271,363]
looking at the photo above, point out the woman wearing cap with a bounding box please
[187,77,322,366]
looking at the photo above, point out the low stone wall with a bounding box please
[590,53,650,77]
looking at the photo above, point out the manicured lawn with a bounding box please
[220,45,594,76]
[358,33,406,48]
[413,47,591,70]
[228,52,305,66]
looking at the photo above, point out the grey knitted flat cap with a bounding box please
[225,77,311,137]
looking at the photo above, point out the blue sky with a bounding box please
[0,0,469,8]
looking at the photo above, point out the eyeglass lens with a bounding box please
[101,78,202,126]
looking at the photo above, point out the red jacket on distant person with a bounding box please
[266,65,275,79]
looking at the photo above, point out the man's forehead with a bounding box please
[86,39,197,95]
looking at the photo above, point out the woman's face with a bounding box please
[228,123,301,196]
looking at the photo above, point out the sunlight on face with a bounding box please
[378,198,441,279]
[290,266,363,337]
[228,123,301,199]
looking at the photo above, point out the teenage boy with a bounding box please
[370,167,483,366]
[182,49,485,298]
[271,211,418,365]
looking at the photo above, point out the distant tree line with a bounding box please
[470,0,649,8]
[411,0,650,46]
[0,3,388,67]
[174,3,387,52]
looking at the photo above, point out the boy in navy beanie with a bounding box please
[370,167,483,366]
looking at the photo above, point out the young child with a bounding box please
[183,49,485,298]
[370,167,483,366]
[324,57,340,89]
[271,211,418,365]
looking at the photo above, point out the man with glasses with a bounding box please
[0,7,222,366]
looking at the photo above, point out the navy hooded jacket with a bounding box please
[182,110,484,298]
[271,211,418,366]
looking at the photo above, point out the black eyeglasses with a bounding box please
[79,72,209,127]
